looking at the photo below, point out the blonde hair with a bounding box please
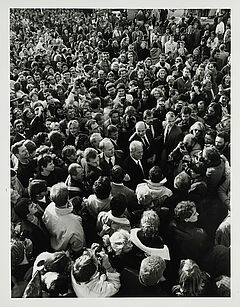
[178,259,203,296]
[140,210,159,238]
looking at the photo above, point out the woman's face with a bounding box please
[153,89,161,99]
[158,69,166,79]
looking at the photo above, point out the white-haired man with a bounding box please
[99,138,123,176]
[123,140,148,191]
[129,121,156,167]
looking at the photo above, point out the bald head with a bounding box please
[99,138,114,158]
[136,121,147,138]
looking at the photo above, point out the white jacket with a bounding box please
[42,202,86,252]
[71,270,120,297]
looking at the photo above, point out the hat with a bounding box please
[139,256,166,286]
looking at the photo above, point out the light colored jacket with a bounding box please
[42,202,86,252]
[71,270,120,297]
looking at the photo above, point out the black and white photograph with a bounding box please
[4,2,238,302]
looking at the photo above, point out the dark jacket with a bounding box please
[123,156,148,191]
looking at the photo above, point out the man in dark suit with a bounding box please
[99,138,123,177]
[128,121,156,169]
[12,119,26,145]
[160,111,183,183]
[123,140,148,191]
[110,165,138,214]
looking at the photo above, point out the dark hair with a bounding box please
[181,106,192,115]
[49,131,65,148]
[73,251,97,283]
[28,179,47,200]
[33,132,49,147]
[110,193,127,217]
[11,139,25,156]
[149,166,163,183]
[107,124,118,137]
[111,165,126,183]
[89,86,99,96]
[43,272,69,297]
[189,162,207,176]
[90,97,101,110]
[44,251,69,273]
[14,198,31,220]
[38,154,53,171]
[109,109,119,118]
[205,129,217,139]
[216,131,228,143]
[24,140,37,154]
[93,176,111,199]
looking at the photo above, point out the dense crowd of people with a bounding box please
[10,8,231,297]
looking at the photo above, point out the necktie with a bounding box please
[164,126,170,143]
[137,160,145,177]
[109,157,113,168]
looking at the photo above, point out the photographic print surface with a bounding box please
[10,8,231,298]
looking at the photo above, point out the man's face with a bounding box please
[159,56,165,64]
[145,115,153,125]
[204,134,214,145]
[45,160,55,172]
[92,135,103,148]
[215,136,225,150]
[118,88,125,97]
[104,142,114,158]
[107,86,116,96]
[72,166,84,181]
[131,145,143,160]
[166,115,175,128]
[110,131,118,141]
[67,107,76,119]
[90,122,100,134]
[17,145,29,163]
[144,80,151,88]
[136,123,146,138]
[15,121,25,133]
[198,102,205,112]
[88,155,99,168]
[183,68,190,78]
[111,112,119,124]
[181,113,190,123]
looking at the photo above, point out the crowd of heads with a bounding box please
[10,8,231,298]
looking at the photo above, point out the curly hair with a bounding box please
[174,201,196,221]
[140,210,160,238]
[93,176,111,200]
